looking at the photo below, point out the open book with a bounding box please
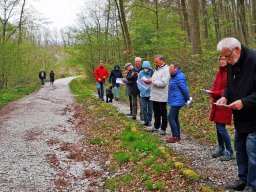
[201,89,212,93]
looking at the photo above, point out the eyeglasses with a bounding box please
[223,50,234,60]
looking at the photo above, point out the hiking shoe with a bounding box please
[220,150,234,161]
[126,113,132,116]
[225,180,246,191]
[143,122,149,126]
[146,127,158,132]
[158,130,166,135]
[211,147,224,158]
[166,137,181,143]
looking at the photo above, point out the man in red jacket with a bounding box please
[94,60,109,101]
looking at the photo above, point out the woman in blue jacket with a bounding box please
[166,63,190,143]
[137,61,154,126]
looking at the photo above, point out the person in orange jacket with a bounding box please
[94,60,109,101]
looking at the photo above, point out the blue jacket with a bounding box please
[137,61,154,97]
[168,69,190,106]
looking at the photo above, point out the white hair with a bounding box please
[217,37,241,51]
[134,57,142,61]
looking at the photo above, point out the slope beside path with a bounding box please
[109,98,237,188]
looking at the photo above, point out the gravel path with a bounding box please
[109,98,237,188]
[0,77,104,192]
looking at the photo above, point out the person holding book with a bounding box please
[137,61,154,126]
[209,56,233,161]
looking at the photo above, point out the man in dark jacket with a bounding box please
[126,57,143,120]
[39,69,46,85]
[109,64,123,101]
[217,37,256,192]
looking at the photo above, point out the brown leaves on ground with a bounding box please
[24,129,43,141]
[45,153,60,168]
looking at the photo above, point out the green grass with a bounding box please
[0,85,38,108]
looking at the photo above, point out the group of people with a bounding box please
[94,37,256,191]
[39,69,55,85]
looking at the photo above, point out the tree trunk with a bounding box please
[18,0,26,44]
[252,0,256,34]
[237,0,249,44]
[118,0,132,60]
[201,0,208,40]
[188,0,202,54]
[180,0,190,42]
[211,0,221,42]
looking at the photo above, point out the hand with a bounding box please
[229,100,243,110]
[144,79,152,84]
[98,78,101,81]
[103,76,106,79]
[216,97,227,105]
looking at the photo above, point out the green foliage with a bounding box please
[145,180,164,191]
[0,85,38,108]
[114,152,131,164]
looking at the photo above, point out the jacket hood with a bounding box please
[114,64,120,70]
[142,61,151,69]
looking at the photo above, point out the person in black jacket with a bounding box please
[49,71,55,84]
[109,64,123,101]
[216,37,256,192]
[39,69,46,85]
[126,57,143,120]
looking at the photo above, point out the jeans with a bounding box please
[114,86,118,98]
[153,101,167,131]
[40,78,45,85]
[235,131,256,188]
[216,123,233,153]
[168,106,181,138]
[141,97,153,124]
[97,82,104,99]
[131,94,143,119]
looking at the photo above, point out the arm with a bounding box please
[177,78,190,101]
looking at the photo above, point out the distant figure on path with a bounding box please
[94,60,109,101]
[216,37,256,192]
[209,56,233,161]
[49,71,55,84]
[109,64,123,101]
[39,69,46,85]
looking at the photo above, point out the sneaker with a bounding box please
[146,127,158,132]
[115,97,119,101]
[126,113,132,116]
[158,130,166,135]
[220,150,234,161]
[211,147,224,158]
[166,137,181,143]
[225,180,246,191]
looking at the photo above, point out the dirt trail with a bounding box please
[0,77,105,192]
[108,97,237,188]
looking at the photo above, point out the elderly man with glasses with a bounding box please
[216,37,256,192]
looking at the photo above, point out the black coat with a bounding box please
[39,71,46,79]
[223,45,256,133]
[126,66,141,95]
[109,65,123,87]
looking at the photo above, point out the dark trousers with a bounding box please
[129,95,132,114]
[153,101,167,131]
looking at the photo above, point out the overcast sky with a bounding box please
[28,0,86,30]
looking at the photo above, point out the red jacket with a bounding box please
[94,66,109,83]
[209,66,232,125]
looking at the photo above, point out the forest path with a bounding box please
[0,77,105,192]
[108,96,237,189]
